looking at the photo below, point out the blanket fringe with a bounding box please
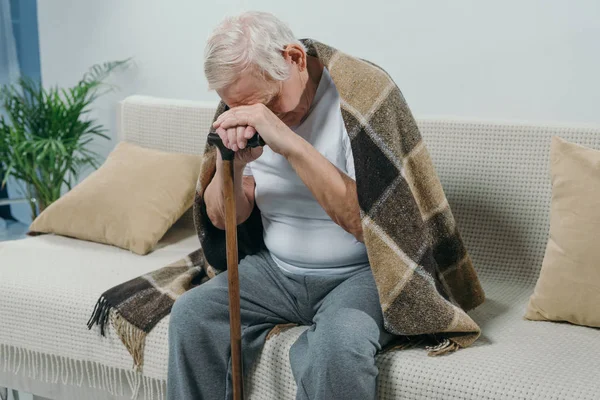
[426,338,461,356]
[110,310,147,373]
[87,295,112,337]
[382,336,461,356]
[0,343,164,400]
[87,296,147,373]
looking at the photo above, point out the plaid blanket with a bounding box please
[87,38,485,372]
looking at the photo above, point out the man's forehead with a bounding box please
[219,73,274,107]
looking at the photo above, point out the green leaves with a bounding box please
[0,58,132,218]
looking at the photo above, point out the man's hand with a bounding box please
[213,103,296,156]
[213,123,263,167]
[214,135,263,169]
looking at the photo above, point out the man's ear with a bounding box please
[282,44,307,71]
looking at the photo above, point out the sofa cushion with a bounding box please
[29,141,202,255]
[524,136,600,328]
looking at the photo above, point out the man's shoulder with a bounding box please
[301,38,396,95]
[301,38,392,76]
[355,57,394,81]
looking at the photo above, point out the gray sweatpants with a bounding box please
[167,249,395,400]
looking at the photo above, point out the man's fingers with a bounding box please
[216,125,254,151]
[216,127,228,146]
[227,127,238,151]
[219,113,252,130]
[244,126,256,139]
[213,105,259,130]
[236,126,247,149]
[213,109,233,127]
[213,108,238,127]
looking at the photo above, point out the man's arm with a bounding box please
[212,103,363,241]
[284,135,364,242]
[203,153,256,230]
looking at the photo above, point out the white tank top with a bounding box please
[243,67,370,276]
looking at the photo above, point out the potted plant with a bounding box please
[0,59,131,219]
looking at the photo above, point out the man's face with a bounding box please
[216,48,309,127]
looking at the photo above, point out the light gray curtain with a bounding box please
[0,0,19,84]
[0,0,22,228]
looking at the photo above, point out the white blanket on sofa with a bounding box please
[0,226,198,400]
[2,230,600,400]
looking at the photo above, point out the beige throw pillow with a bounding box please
[29,141,202,255]
[524,136,600,328]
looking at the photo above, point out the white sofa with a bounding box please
[1,95,599,400]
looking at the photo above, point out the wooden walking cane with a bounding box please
[207,131,265,400]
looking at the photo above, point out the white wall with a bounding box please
[38,0,600,159]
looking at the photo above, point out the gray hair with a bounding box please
[204,11,306,91]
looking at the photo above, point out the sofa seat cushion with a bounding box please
[247,277,600,400]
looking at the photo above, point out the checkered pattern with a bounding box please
[194,39,484,349]
[88,39,485,372]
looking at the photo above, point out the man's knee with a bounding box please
[169,284,225,333]
[315,308,381,357]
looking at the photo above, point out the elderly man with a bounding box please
[167,10,394,400]
[167,9,483,400]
